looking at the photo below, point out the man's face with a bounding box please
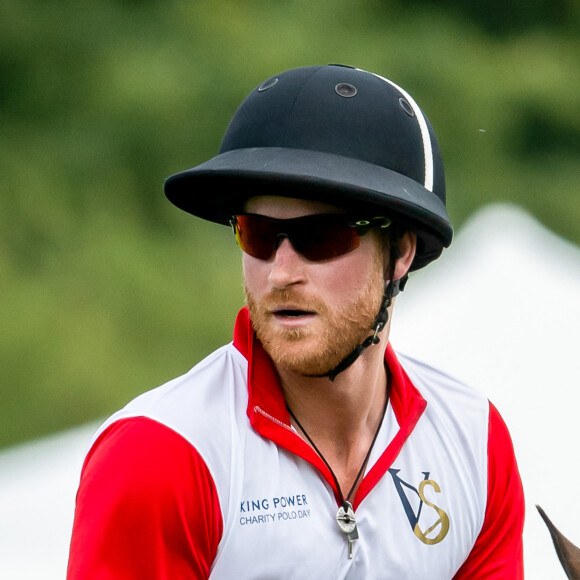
[242,196,386,377]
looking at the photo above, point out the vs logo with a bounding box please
[388,469,450,545]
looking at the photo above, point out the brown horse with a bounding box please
[537,505,580,579]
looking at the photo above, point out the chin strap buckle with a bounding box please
[325,258,409,381]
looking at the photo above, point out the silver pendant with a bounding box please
[336,501,359,558]
[336,502,356,534]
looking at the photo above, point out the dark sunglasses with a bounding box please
[230,213,392,262]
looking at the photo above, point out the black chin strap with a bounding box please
[326,273,407,382]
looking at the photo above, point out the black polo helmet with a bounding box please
[164,64,453,270]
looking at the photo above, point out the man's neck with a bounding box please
[278,339,390,498]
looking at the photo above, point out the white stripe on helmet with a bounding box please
[360,69,435,192]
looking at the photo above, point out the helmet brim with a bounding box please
[164,147,453,271]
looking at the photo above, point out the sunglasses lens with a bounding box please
[232,214,361,261]
[296,217,359,260]
[233,215,278,260]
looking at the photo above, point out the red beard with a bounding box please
[245,272,384,377]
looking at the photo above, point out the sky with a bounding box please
[0,202,578,579]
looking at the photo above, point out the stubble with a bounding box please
[245,258,385,377]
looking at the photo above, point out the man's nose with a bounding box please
[268,238,306,288]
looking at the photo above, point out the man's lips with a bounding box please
[271,305,316,316]
[270,306,317,325]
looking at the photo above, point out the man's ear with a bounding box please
[386,231,416,283]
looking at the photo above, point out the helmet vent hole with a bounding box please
[335,83,357,98]
[258,77,279,92]
[399,98,415,117]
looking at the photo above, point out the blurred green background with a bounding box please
[1,0,579,448]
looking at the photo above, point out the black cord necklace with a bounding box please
[286,373,390,559]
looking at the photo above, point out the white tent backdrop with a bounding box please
[0,203,578,579]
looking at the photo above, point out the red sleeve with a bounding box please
[67,417,223,580]
[453,402,525,579]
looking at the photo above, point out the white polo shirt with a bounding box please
[67,308,524,579]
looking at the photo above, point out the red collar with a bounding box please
[233,307,426,508]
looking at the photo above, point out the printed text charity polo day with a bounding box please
[240,494,311,526]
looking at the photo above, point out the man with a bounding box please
[67,65,524,578]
